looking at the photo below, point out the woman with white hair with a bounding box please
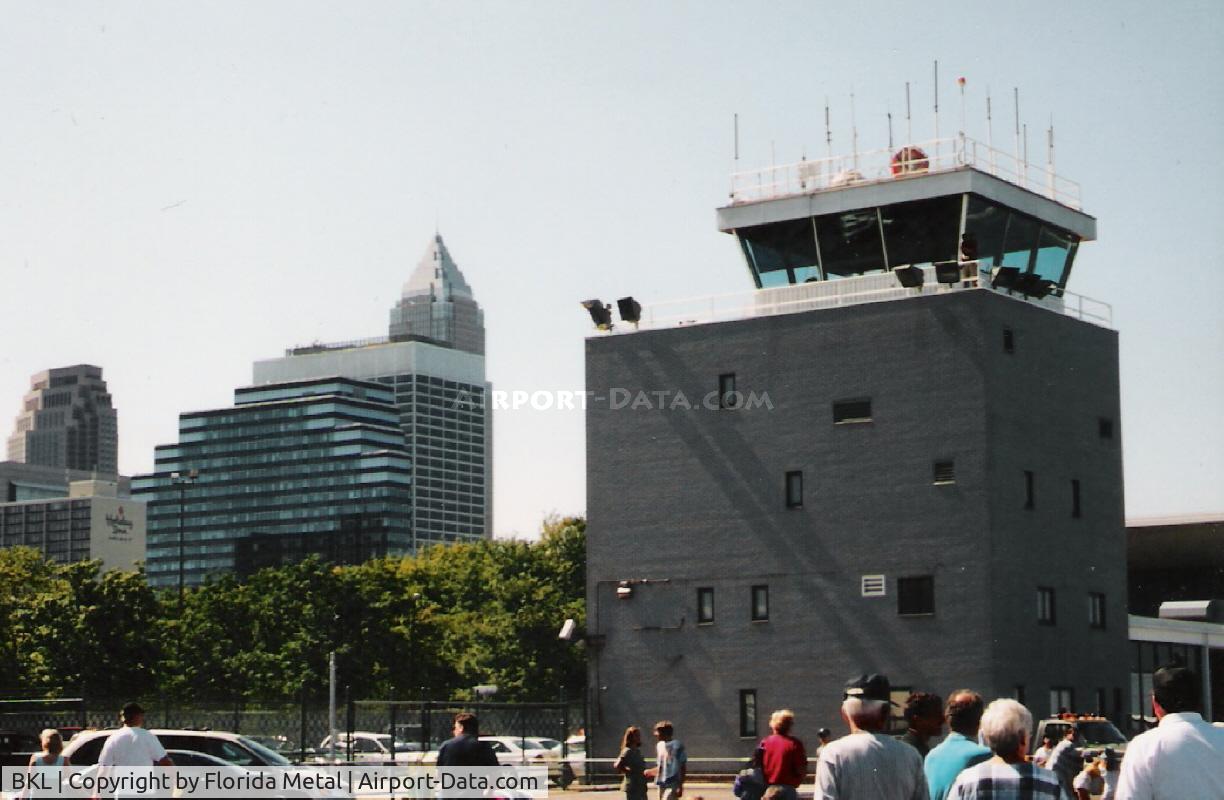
[949,699,1066,799]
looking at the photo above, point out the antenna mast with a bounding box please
[1014,87,1022,186]
[933,60,940,161]
[905,82,912,144]
[986,87,995,170]
[958,76,966,136]
[850,91,859,168]
[1047,116,1056,199]
[824,99,832,159]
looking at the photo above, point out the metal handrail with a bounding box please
[729,135,1082,210]
[618,269,1111,333]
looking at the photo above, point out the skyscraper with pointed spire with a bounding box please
[250,233,492,549]
[389,235,485,355]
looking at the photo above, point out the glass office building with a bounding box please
[133,378,412,588]
[254,234,491,544]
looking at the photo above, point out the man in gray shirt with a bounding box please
[815,674,928,800]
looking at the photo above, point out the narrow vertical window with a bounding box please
[1024,470,1035,509]
[1089,592,1106,629]
[1049,687,1074,716]
[1098,418,1114,439]
[1014,685,1026,705]
[751,585,769,621]
[932,460,956,485]
[785,470,803,508]
[739,689,758,738]
[1038,587,1056,625]
[1071,479,1082,518]
[697,587,715,624]
[1003,328,1015,354]
[718,373,738,409]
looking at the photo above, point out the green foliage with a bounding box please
[0,517,587,704]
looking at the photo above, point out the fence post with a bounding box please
[345,685,354,761]
[422,696,431,752]
[300,684,308,765]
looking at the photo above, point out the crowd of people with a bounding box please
[618,665,1223,800]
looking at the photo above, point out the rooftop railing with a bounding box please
[728,135,1082,210]
[619,267,1111,333]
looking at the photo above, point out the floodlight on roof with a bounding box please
[581,299,613,331]
[934,261,962,285]
[1013,272,1053,298]
[1026,278,1056,299]
[893,266,924,289]
[991,266,1021,291]
[616,296,642,326]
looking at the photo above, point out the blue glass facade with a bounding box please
[133,378,412,588]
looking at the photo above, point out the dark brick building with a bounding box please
[584,145,1129,757]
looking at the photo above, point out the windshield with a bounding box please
[531,739,562,750]
[238,736,294,766]
[1077,722,1127,744]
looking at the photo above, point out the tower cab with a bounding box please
[717,137,1097,301]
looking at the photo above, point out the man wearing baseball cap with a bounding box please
[814,673,928,800]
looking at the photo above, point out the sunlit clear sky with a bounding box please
[2,1,1221,537]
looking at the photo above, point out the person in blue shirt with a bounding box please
[646,720,686,800]
[924,690,992,800]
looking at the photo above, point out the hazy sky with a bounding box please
[2,0,1221,537]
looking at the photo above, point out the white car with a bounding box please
[481,736,575,787]
[317,731,426,763]
[64,728,299,768]
[61,729,351,798]
[564,735,586,779]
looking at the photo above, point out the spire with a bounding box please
[401,233,474,301]
[389,234,485,355]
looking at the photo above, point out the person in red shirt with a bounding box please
[758,709,808,800]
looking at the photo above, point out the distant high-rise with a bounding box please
[6,365,118,475]
[389,235,485,355]
[132,377,413,588]
[255,234,492,545]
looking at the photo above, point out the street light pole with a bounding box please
[170,469,198,611]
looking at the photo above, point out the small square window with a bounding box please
[1024,470,1035,509]
[739,689,758,738]
[697,587,715,624]
[718,373,739,410]
[933,460,956,485]
[897,576,935,615]
[1072,479,1082,518]
[1089,592,1106,629]
[1038,587,1056,625]
[1003,328,1015,354]
[785,471,803,508]
[833,399,872,424]
[1098,417,1114,439]
[751,585,769,621]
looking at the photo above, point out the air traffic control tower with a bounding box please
[584,136,1127,758]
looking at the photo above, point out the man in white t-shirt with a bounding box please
[98,702,173,767]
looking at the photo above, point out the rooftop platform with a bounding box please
[613,265,1111,334]
[724,134,1087,216]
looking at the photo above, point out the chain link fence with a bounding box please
[0,697,584,768]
